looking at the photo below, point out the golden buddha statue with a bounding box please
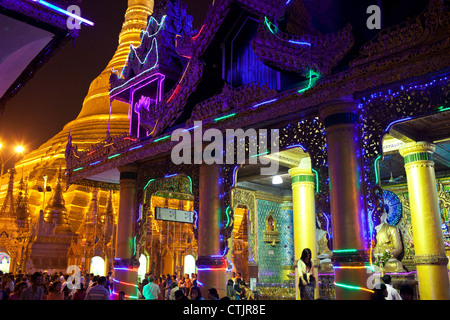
[373,212,405,273]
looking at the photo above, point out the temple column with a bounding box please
[289,162,318,300]
[319,99,372,300]
[197,164,227,299]
[399,142,450,300]
[113,165,139,300]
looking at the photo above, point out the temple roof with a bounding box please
[0,0,84,113]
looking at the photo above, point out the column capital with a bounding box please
[399,141,435,159]
[319,96,358,121]
[288,167,315,185]
[289,167,313,177]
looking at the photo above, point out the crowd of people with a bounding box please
[1,268,414,300]
[0,269,255,301]
[138,271,254,300]
[0,270,116,300]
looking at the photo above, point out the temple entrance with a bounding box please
[0,252,10,273]
[90,256,105,276]
[184,254,196,276]
[138,254,147,282]
[144,175,197,279]
[232,206,249,281]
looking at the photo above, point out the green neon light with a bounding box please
[73,167,84,172]
[437,105,450,112]
[225,206,231,228]
[153,135,171,143]
[144,179,155,190]
[374,155,381,185]
[334,282,374,293]
[333,249,358,253]
[214,113,236,122]
[133,236,137,256]
[298,70,320,94]
[250,150,269,158]
[108,153,121,159]
[311,168,319,193]
[187,176,193,194]
[264,16,278,35]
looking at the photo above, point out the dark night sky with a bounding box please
[0,0,210,159]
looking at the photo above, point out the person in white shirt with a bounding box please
[381,275,402,300]
[142,275,161,300]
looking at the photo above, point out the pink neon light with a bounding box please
[191,24,206,41]
[167,86,181,103]
[113,279,138,287]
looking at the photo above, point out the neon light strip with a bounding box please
[185,125,199,132]
[252,98,278,109]
[437,105,450,112]
[73,167,84,172]
[333,249,358,253]
[113,267,139,272]
[187,176,193,193]
[144,179,155,190]
[311,168,320,193]
[374,155,381,185]
[113,279,138,288]
[383,117,412,135]
[334,282,374,294]
[153,135,171,143]
[32,0,94,26]
[298,70,320,94]
[225,206,231,228]
[108,154,121,159]
[165,173,178,178]
[197,268,227,271]
[129,145,143,151]
[191,24,206,41]
[288,40,311,46]
[250,150,269,158]
[214,113,236,122]
[89,161,100,166]
[333,265,375,271]
[112,291,138,300]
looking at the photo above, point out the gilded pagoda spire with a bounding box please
[0,168,16,218]
[43,168,72,234]
[16,173,30,227]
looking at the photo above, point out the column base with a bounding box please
[197,256,227,299]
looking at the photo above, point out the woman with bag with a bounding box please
[297,248,316,300]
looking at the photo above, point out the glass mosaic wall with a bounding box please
[257,200,294,283]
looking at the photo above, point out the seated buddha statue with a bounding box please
[373,211,405,273]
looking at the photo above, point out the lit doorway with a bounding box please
[90,256,105,276]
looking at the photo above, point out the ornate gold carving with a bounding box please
[414,254,449,265]
[231,188,257,263]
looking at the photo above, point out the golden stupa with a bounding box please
[0,1,154,232]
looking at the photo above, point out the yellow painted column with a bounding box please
[320,99,372,300]
[289,165,318,300]
[113,165,139,300]
[399,142,450,300]
[197,164,227,299]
